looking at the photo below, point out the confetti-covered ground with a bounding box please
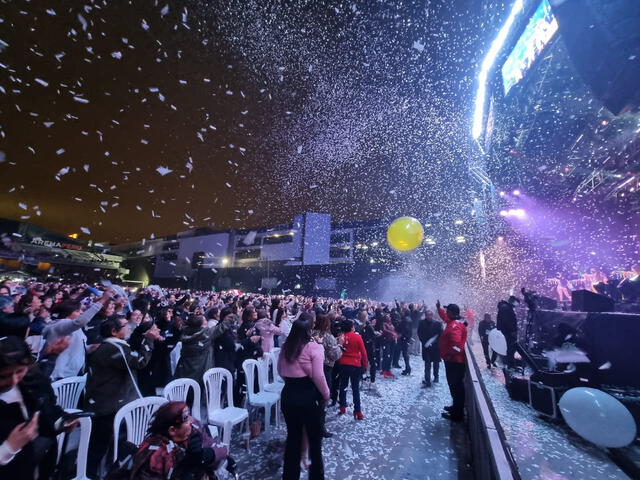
[468,333,630,480]
[230,356,473,480]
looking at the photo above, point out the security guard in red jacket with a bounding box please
[437,300,467,422]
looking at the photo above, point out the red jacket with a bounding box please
[438,307,467,363]
[338,331,368,369]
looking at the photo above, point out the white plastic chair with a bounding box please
[260,355,284,395]
[242,359,280,432]
[52,374,87,410]
[270,349,284,384]
[113,396,167,462]
[203,368,249,447]
[163,378,202,421]
[169,341,182,376]
[57,415,92,480]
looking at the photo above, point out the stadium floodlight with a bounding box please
[472,0,524,140]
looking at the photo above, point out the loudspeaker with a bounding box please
[504,368,530,403]
[537,295,558,310]
[550,0,640,114]
[529,380,567,418]
[571,289,615,312]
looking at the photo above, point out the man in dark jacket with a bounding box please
[85,316,160,478]
[496,296,519,368]
[213,309,261,406]
[0,336,72,479]
[478,313,498,369]
[417,310,442,387]
[0,296,29,337]
[398,312,413,375]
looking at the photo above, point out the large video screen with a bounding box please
[501,0,558,95]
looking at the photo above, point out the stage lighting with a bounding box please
[512,208,526,218]
[499,191,506,197]
[497,236,504,242]
[472,0,524,139]
[222,257,229,266]
[500,210,508,216]
[455,236,466,243]
[513,189,521,196]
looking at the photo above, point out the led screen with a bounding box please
[502,0,558,95]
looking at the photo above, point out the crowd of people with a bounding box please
[0,277,496,479]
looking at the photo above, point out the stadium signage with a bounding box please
[30,237,83,251]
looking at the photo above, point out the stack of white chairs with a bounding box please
[203,368,250,448]
[242,359,280,433]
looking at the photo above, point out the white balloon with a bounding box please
[488,328,507,356]
[559,387,637,448]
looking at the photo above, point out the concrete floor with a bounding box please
[231,358,474,480]
[468,335,630,480]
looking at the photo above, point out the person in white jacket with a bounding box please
[43,288,115,380]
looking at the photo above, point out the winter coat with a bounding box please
[255,318,281,353]
[138,326,179,396]
[398,316,413,343]
[175,325,214,384]
[0,368,64,479]
[337,332,368,370]
[0,311,29,337]
[437,307,467,363]
[85,337,154,416]
[381,320,399,342]
[417,318,442,362]
[410,309,422,329]
[478,319,496,341]
[313,330,342,368]
[496,301,517,335]
[131,421,226,480]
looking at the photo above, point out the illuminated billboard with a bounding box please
[501,0,558,95]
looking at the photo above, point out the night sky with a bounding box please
[0,0,482,244]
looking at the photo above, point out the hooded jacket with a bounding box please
[437,307,467,363]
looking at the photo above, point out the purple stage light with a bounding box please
[499,191,506,197]
[513,189,521,196]
[500,210,508,216]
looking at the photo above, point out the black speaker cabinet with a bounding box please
[571,289,614,312]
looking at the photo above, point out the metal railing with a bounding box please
[465,345,521,480]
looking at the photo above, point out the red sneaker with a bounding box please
[338,407,347,415]
[354,412,365,421]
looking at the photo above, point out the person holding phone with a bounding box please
[0,336,77,478]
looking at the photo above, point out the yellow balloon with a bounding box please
[387,216,424,252]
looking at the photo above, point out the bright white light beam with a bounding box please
[472,0,524,140]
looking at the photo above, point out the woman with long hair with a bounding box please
[278,312,329,480]
[311,314,342,437]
